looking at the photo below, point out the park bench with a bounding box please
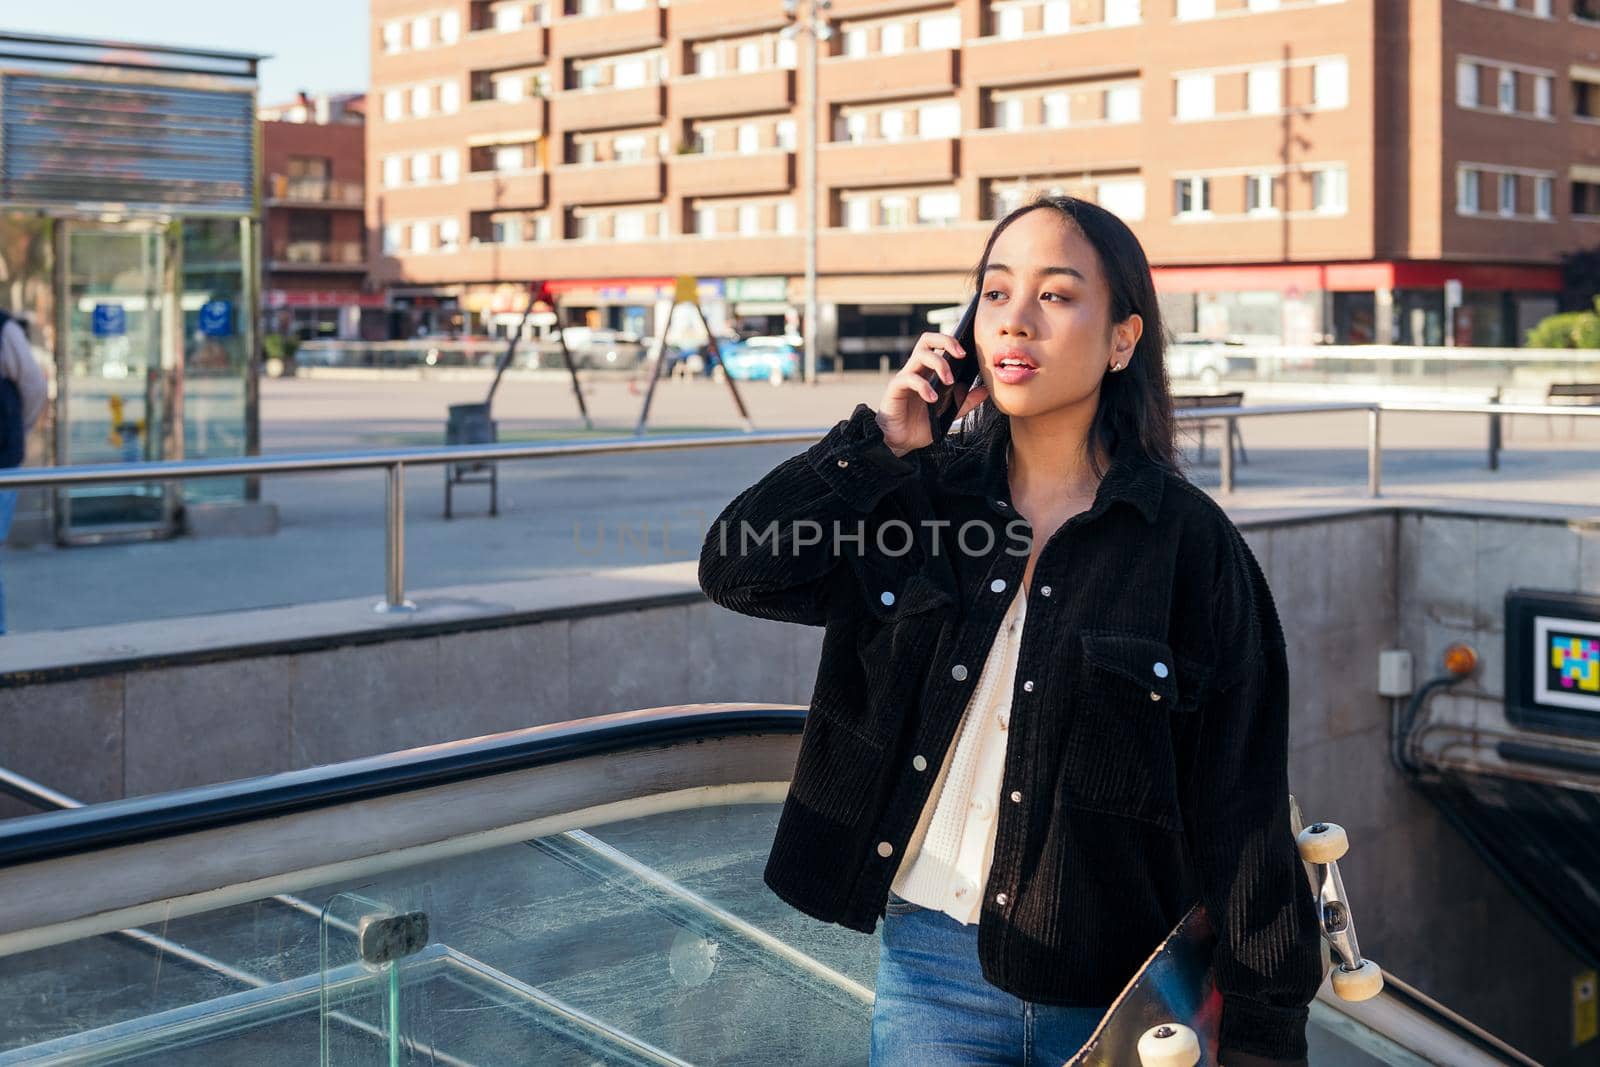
[1173,391,1249,467]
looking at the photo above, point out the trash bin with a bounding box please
[445,402,498,518]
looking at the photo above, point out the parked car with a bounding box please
[564,328,645,370]
[1166,336,1247,388]
[718,335,804,383]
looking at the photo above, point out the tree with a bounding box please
[1526,297,1600,348]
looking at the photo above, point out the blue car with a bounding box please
[718,335,804,382]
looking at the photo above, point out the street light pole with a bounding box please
[782,0,832,386]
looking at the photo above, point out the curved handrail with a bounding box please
[0,703,805,870]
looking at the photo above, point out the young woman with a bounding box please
[699,196,1322,1067]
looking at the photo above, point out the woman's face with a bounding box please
[973,208,1141,419]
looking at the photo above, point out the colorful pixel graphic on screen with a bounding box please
[1550,634,1600,693]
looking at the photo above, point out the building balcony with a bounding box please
[458,24,549,69]
[461,95,548,138]
[818,137,957,188]
[826,0,950,16]
[550,159,664,205]
[373,234,805,286]
[671,68,794,120]
[961,26,1144,88]
[818,47,956,104]
[961,124,1143,179]
[265,175,365,208]
[550,6,665,58]
[669,149,793,198]
[554,84,665,131]
[268,240,368,272]
[819,222,990,274]
[669,0,791,38]
[461,169,549,210]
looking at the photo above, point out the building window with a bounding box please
[738,204,761,234]
[1097,178,1144,220]
[382,223,402,253]
[410,153,431,183]
[1105,0,1140,24]
[1043,92,1070,127]
[777,37,798,67]
[1533,0,1551,13]
[383,89,403,120]
[440,150,460,183]
[1105,84,1140,123]
[695,127,716,153]
[777,119,797,150]
[440,11,460,43]
[697,205,717,236]
[1456,60,1478,107]
[993,96,1024,130]
[881,23,906,54]
[615,211,647,241]
[845,197,871,230]
[441,79,460,112]
[1247,68,1280,114]
[776,201,797,233]
[496,74,525,102]
[495,4,523,31]
[843,28,868,56]
[1313,59,1348,109]
[1176,0,1215,19]
[1578,78,1600,119]
[918,190,961,225]
[997,6,1026,37]
[439,218,460,252]
[411,17,432,50]
[1575,180,1600,216]
[495,144,524,171]
[1174,176,1210,215]
[879,195,910,226]
[1499,172,1516,215]
[1311,167,1347,213]
[881,109,906,141]
[614,134,648,162]
[1535,176,1553,218]
[1248,0,1280,8]
[920,101,962,138]
[842,112,869,142]
[382,22,404,54]
[1497,68,1515,112]
[695,46,719,76]
[410,84,432,117]
[1535,75,1552,118]
[1175,74,1215,120]
[1044,0,1072,32]
[737,43,761,72]
[737,124,760,153]
[383,156,403,188]
[1246,173,1276,213]
[410,221,431,253]
[919,13,962,47]
[1458,168,1480,212]
[990,182,1026,219]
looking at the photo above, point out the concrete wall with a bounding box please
[3,507,1599,1062]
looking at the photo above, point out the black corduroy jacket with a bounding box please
[697,402,1323,1066]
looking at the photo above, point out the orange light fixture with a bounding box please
[1442,643,1478,677]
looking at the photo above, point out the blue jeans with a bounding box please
[870,891,1110,1066]
[0,488,14,634]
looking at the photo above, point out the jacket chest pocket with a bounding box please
[1059,629,1209,833]
[849,565,954,745]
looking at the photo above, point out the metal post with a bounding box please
[803,6,820,386]
[1487,387,1501,471]
[1367,406,1382,498]
[1219,415,1235,493]
[377,462,417,614]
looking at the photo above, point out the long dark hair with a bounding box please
[954,194,1177,479]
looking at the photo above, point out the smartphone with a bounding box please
[922,292,982,442]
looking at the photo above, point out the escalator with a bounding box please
[0,705,1536,1065]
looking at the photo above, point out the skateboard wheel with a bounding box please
[1136,1023,1200,1067]
[1331,958,1384,1001]
[1297,821,1349,863]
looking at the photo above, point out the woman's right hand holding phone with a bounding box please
[874,332,989,458]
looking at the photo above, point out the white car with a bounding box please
[1166,336,1246,388]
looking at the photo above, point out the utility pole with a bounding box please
[780,0,833,385]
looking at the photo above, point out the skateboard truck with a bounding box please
[1296,819,1384,1002]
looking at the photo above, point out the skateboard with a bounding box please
[1063,794,1384,1067]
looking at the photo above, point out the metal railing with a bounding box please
[0,402,1594,613]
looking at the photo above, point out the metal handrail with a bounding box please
[0,401,1594,612]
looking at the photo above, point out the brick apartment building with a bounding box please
[259,91,386,341]
[367,0,1600,359]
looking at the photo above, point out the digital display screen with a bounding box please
[1507,592,1600,737]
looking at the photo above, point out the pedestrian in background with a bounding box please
[0,308,48,635]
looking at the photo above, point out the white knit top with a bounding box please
[891,582,1026,924]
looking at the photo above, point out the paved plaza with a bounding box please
[3,371,1598,634]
